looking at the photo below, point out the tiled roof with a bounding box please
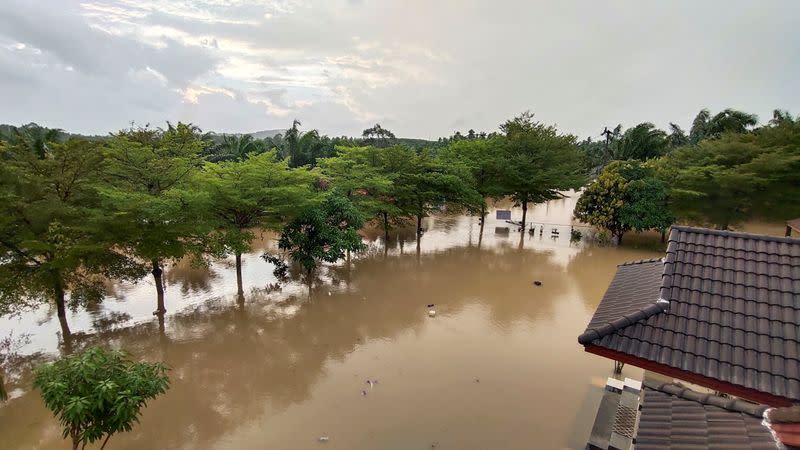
[637,380,776,450]
[579,226,800,403]
[578,259,665,345]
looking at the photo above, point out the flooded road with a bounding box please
[1,193,680,449]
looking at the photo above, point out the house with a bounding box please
[579,226,800,449]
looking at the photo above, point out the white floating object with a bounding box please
[318,436,330,443]
[428,309,436,317]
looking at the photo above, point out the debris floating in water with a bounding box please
[318,436,330,443]
[474,378,480,383]
[427,304,435,308]
[361,390,368,396]
[428,309,436,317]
[366,379,378,388]
[533,280,542,286]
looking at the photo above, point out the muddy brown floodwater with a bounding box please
[0,192,784,449]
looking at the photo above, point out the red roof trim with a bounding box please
[585,344,794,407]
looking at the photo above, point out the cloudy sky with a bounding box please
[0,0,798,139]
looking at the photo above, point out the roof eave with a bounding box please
[584,344,795,407]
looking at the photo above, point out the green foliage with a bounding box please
[361,123,396,147]
[204,134,267,162]
[195,151,315,258]
[0,139,143,334]
[437,137,506,216]
[277,194,365,276]
[33,346,169,449]
[101,123,210,312]
[657,123,800,229]
[500,112,585,225]
[574,161,673,242]
[611,122,668,161]
[689,108,758,143]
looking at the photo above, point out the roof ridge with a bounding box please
[617,258,664,267]
[577,301,667,345]
[670,225,800,245]
[643,379,769,417]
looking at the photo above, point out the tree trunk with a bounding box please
[53,270,71,338]
[521,201,528,232]
[235,251,244,297]
[382,211,389,243]
[152,259,166,315]
[71,434,79,450]
[660,229,666,243]
[616,232,624,245]
[416,215,423,236]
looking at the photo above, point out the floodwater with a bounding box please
[0,192,774,450]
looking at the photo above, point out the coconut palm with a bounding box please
[2,123,64,159]
[610,122,668,161]
[207,134,265,162]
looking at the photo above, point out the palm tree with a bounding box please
[3,123,64,159]
[666,123,689,148]
[708,108,758,135]
[611,123,668,161]
[207,134,264,162]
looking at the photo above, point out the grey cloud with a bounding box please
[0,0,798,137]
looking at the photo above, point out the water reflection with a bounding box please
[3,193,759,449]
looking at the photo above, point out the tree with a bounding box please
[0,139,143,338]
[611,122,668,160]
[437,137,505,228]
[361,123,396,147]
[194,152,314,296]
[574,161,673,243]
[499,112,585,231]
[205,134,266,162]
[0,123,64,159]
[690,108,758,143]
[657,130,800,229]
[666,123,689,148]
[33,346,169,450]
[318,146,398,241]
[102,123,208,314]
[275,194,365,282]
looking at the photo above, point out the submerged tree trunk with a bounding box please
[616,232,624,245]
[382,211,390,243]
[235,251,244,297]
[53,270,71,338]
[660,229,666,243]
[416,215,423,236]
[152,259,166,315]
[520,200,528,232]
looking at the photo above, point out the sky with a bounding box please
[0,0,798,139]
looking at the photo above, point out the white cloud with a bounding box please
[0,0,798,138]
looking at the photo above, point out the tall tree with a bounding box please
[666,123,689,148]
[361,123,396,147]
[611,122,668,160]
[0,140,142,338]
[0,123,64,159]
[437,137,505,230]
[499,112,585,231]
[102,123,208,314]
[194,152,315,297]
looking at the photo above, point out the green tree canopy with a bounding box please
[275,194,365,281]
[34,346,169,450]
[0,139,143,338]
[193,151,315,296]
[574,160,673,243]
[610,122,668,161]
[499,112,585,230]
[101,123,209,314]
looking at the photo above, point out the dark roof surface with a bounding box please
[637,380,776,450]
[579,226,800,402]
[578,259,665,345]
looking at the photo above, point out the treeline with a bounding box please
[574,108,800,242]
[0,112,585,340]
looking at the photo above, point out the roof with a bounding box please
[636,380,776,450]
[579,226,800,405]
[788,218,800,234]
